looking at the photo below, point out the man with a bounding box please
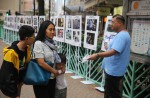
[0,25,35,98]
[88,14,131,98]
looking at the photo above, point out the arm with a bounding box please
[88,49,118,60]
[36,58,59,75]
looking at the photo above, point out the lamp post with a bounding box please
[33,0,35,15]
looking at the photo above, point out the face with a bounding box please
[111,17,121,32]
[45,24,55,39]
[25,34,35,45]
[56,63,65,69]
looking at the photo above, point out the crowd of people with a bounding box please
[0,14,130,98]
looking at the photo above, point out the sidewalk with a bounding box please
[0,39,104,98]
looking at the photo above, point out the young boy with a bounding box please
[0,25,35,98]
[55,53,67,98]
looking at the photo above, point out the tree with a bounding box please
[37,0,45,15]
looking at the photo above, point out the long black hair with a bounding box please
[35,20,55,41]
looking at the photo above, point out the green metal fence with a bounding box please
[0,27,149,98]
[0,25,3,39]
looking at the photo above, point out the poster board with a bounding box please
[71,15,82,47]
[83,16,99,50]
[65,15,72,44]
[131,20,150,54]
[101,16,117,51]
[55,16,65,42]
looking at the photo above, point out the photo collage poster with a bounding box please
[131,20,150,55]
[24,16,32,26]
[55,16,65,42]
[72,15,82,47]
[33,16,39,36]
[101,16,117,51]
[4,16,16,31]
[84,16,99,50]
[65,15,72,44]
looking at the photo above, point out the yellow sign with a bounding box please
[98,7,110,16]
[114,6,123,15]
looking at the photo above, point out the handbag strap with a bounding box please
[31,41,53,59]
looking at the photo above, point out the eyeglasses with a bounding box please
[29,36,35,39]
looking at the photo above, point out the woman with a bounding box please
[33,20,62,98]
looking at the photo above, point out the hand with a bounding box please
[61,67,66,74]
[54,70,60,75]
[87,53,98,60]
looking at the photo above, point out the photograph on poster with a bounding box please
[66,30,72,40]
[73,19,80,29]
[68,18,71,28]
[86,32,95,45]
[33,17,38,25]
[27,17,32,25]
[57,29,63,38]
[33,26,38,33]
[86,19,97,31]
[58,18,64,27]
[101,16,117,51]
[73,31,80,42]
[39,16,45,26]
[20,17,24,24]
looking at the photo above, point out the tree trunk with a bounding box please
[37,0,45,15]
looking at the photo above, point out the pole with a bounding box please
[64,0,65,15]
[49,0,51,20]
[19,0,21,13]
[33,0,35,15]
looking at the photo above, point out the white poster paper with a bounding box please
[131,20,150,54]
[55,16,65,42]
[101,16,117,51]
[71,15,82,47]
[84,16,99,50]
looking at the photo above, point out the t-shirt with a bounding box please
[56,74,67,90]
[103,31,131,76]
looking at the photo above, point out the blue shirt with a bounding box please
[103,31,131,76]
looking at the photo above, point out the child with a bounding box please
[0,25,35,98]
[55,53,67,98]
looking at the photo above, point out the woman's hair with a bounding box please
[35,20,55,41]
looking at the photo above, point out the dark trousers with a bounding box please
[33,78,56,98]
[104,72,124,98]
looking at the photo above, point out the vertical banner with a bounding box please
[101,16,117,51]
[55,16,65,42]
[84,16,99,50]
[71,15,82,47]
[65,15,72,44]
[33,16,39,36]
